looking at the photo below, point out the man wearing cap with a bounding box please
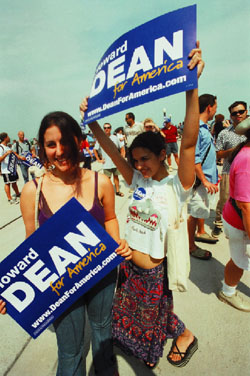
[161,118,179,172]
[218,116,250,311]
[211,101,247,238]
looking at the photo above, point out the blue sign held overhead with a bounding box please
[0,198,123,338]
[84,5,197,124]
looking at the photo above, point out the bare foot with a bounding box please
[143,361,157,369]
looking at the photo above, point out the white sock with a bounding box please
[222,281,237,297]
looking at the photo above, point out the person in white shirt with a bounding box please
[0,132,21,204]
[94,123,125,197]
[81,42,204,370]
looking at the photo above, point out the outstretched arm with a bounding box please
[0,299,6,314]
[178,41,205,190]
[80,100,134,185]
[100,173,132,260]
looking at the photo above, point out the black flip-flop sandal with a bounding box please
[167,336,198,367]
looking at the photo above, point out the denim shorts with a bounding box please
[166,142,178,155]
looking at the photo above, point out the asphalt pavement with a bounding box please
[0,161,250,376]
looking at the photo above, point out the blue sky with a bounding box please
[1,0,249,139]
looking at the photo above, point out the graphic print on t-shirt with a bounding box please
[128,197,161,231]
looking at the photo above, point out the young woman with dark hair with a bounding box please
[80,42,204,369]
[0,111,131,376]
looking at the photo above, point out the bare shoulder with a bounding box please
[21,179,36,198]
[20,180,37,222]
[97,171,113,192]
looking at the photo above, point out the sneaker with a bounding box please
[211,226,223,238]
[8,198,20,205]
[218,290,250,312]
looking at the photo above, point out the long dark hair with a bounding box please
[229,129,250,164]
[129,131,165,168]
[38,111,82,167]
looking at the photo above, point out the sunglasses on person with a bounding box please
[104,126,111,129]
[231,109,246,116]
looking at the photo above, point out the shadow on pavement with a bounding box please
[189,257,250,297]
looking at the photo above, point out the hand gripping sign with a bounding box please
[84,5,197,124]
[22,152,43,169]
[0,198,123,338]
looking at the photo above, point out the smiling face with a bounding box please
[132,147,166,180]
[43,125,76,173]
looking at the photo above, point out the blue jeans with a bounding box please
[20,163,29,183]
[53,269,117,376]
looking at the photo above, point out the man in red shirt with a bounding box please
[161,119,179,172]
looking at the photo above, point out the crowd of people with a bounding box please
[0,41,250,376]
[0,131,41,202]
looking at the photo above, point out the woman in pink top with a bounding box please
[219,117,250,311]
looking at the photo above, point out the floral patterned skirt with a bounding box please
[112,260,185,364]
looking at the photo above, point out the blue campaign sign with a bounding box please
[0,198,123,338]
[22,152,43,168]
[8,152,18,174]
[84,5,197,124]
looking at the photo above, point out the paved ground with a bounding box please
[0,160,250,376]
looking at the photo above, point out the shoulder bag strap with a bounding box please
[34,175,44,230]
[229,197,243,220]
[16,141,20,154]
[201,144,211,166]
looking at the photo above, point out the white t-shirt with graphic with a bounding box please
[125,170,191,259]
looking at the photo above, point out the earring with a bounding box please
[47,163,55,171]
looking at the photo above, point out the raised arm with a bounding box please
[178,41,205,190]
[80,100,134,185]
